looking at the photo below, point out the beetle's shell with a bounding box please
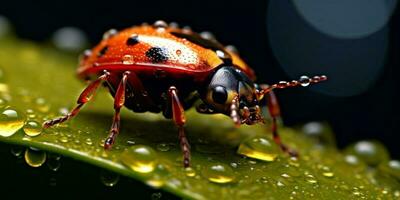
[78,24,256,80]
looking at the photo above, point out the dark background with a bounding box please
[0,0,397,198]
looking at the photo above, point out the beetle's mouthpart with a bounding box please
[240,105,264,125]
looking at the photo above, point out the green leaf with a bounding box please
[0,36,399,199]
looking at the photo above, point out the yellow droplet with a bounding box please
[85,138,93,145]
[237,136,279,161]
[59,136,69,143]
[184,167,196,177]
[121,145,157,173]
[0,108,25,137]
[322,172,334,177]
[122,54,134,64]
[24,148,46,167]
[35,98,50,113]
[23,120,42,137]
[202,163,235,184]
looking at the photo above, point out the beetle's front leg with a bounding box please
[168,86,191,168]
[259,84,298,157]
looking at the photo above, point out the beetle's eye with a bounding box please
[212,86,228,104]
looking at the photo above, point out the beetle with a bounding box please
[43,20,327,167]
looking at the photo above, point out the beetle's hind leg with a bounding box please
[104,71,129,149]
[259,85,298,157]
[168,86,191,168]
[43,71,110,128]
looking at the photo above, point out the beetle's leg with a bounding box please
[104,71,129,150]
[257,75,327,98]
[43,72,110,128]
[259,84,298,157]
[168,86,191,168]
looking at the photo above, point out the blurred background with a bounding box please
[0,0,397,197]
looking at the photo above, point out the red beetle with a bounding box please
[44,20,327,167]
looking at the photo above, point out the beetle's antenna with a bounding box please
[257,75,327,97]
[230,94,241,127]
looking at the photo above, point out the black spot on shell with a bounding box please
[145,47,168,63]
[97,46,108,57]
[126,34,139,46]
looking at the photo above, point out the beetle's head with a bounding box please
[200,66,264,125]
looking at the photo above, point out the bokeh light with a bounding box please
[52,27,88,52]
[267,0,392,96]
[293,0,397,39]
[0,16,11,37]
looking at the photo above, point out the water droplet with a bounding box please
[344,154,360,166]
[378,160,400,180]
[24,148,46,167]
[23,120,42,137]
[121,145,157,173]
[281,173,291,178]
[59,136,69,143]
[288,157,300,167]
[237,136,279,161]
[100,169,120,187]
[10,146,23,157]
[200,31,216,40]
[230,162,238,168]
[153,20,168,28]
[277,181,285,187]
[47,156,61,172]
[34,97,50,113]
[156,143,170,152]
[0,107,25,137]
[202,163,235,184]
[85,138,93,145]
[151,192,162,200]
[299,75,310,86]
[58,107,69,115]
[302,122,335,146]
[25,109,36,119]
[184,167,196,177]
[344,140,389,166]
[102,29,118,40]
[304,174,318,184]
[176,49,182,56]
[122,54,134,64]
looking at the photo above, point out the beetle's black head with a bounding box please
[199,66,264,125]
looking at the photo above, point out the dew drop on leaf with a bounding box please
[237,136,279,162]
[121,145,158,173]
[23,120,42,137]
[0,107,25,137]
[202,163,236,184]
